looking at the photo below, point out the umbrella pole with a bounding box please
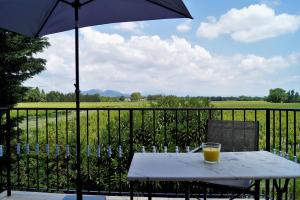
[74,1,82,200]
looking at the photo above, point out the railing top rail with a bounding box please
[9,107,300,111]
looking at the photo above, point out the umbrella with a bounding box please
[0,0,192,199]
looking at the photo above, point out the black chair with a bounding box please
[190,120,259,200]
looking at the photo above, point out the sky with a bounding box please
[24,0,300,97]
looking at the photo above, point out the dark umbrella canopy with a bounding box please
[0,1,191,199]
[0,0,192,37]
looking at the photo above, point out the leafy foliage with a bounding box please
[23,87,46,102]
[209,95,264,101]
[151,95,210,108]
[130,92,142,102]
[286,89,300,103]
[23,88,127,102]
[267,88,300,103]
[267,88,287,103]
[0,30,49,107]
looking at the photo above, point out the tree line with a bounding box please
[22,87,300,103]
[22,88,149,102]
[22,87,125,102]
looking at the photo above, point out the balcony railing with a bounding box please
[0,107,299,199]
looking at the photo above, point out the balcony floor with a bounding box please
[0,191,256,200]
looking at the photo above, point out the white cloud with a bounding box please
[260,0,280,7]
[113,22,145,34]
[238,54,289,72]
[197,4,300,43]
[26,28,299,96]
[176,20,192,33]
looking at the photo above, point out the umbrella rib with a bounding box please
[34,0,61,37]
[81,0,96,7]
[60,0,73,6]
[146,0,193,19]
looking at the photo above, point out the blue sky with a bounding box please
[26,0,300,96]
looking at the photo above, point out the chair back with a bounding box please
[207,120,259,152]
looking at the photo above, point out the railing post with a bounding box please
[0,111,3,192]
[266,109,271,151]
[6,110,11,196]
[265,109,271,200]
[129,110,134,199]
[129,110,134,162]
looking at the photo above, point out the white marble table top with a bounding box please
[128,151,300,181]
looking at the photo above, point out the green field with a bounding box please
[14,101,300,152]
[16,101,150,108]
[212,101,300,108]
[15,100,300,108]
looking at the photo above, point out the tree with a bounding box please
[266,88,287,103]
[0,30,49,107]
[130,92,142,101]
[119,96,125,101]
[23,87,46,102]
[295,92,300,102]
[46,91,64,102]
[285,89,300,103]
[147,94,163,101]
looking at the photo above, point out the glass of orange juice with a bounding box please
[203,143,221,164]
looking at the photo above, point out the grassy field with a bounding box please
[16,101,150,108]
[13,101,300,152]
[13,100,300,158]
[15,100,300,108]
[212,101,300,108]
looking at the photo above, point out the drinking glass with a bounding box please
[202,142,221,164]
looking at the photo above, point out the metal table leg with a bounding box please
[255,180,260,200]
[274,179,290,200]
[130,181,133,200]
[203,183,207,200]
[185,182,190,200]
[147,181,152,200]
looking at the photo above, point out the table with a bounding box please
[128,151,300,200]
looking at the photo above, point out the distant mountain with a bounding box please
[82,89,102,95]
[82,89,129,97]
[101,90,127,97]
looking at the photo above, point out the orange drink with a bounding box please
[202,143,221,163]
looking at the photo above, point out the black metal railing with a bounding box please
[0,107,299,199]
